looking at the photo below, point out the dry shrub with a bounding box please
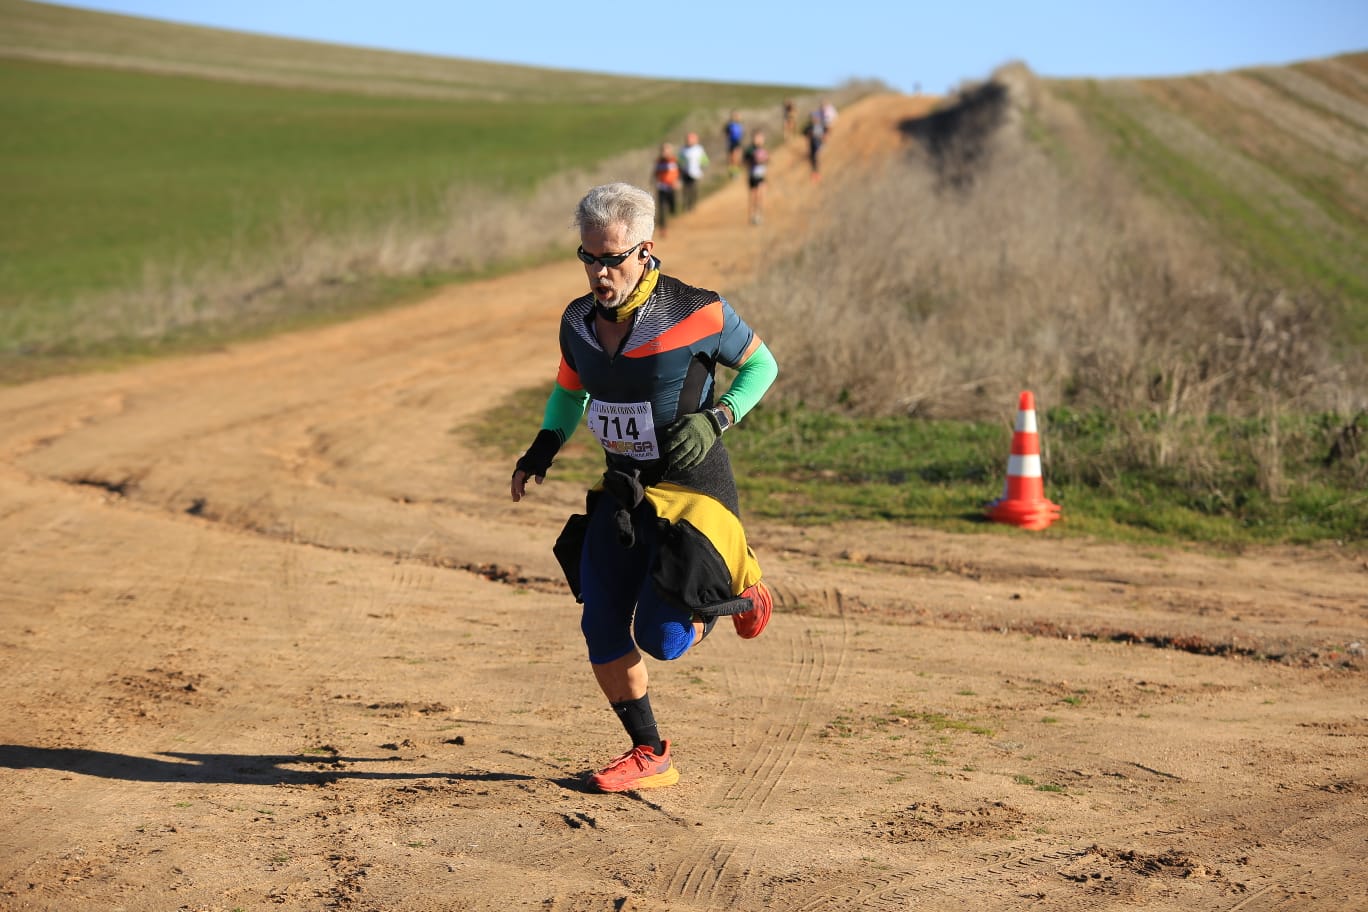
[52,151,649,348]
[736,65,1365,497]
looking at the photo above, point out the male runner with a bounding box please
[511,182,779,792]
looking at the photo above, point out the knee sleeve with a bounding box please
[632,584,698,661]
[634,613,696,661]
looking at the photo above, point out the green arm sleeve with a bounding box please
[718,342,778,423]
[542,382,590,444]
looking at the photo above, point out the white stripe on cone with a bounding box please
[1007,454,1042,478]
[1015,409,1038,433]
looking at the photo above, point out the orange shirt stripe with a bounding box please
[624,301,724,358]
[556,356,583,390]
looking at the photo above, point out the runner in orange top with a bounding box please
[652,142,681,237]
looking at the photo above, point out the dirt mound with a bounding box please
[899,73,1014,186]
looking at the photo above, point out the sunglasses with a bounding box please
[576,242,643,268]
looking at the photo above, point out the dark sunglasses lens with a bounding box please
[577,245,634,267]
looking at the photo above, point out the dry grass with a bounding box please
[0,0,774,104]
[737,65,1366,497]
[24,90,826,354]
[37,145,651,349]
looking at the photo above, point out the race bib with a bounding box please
[587,400,660,461]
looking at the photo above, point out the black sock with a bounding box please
[610,694,664,755]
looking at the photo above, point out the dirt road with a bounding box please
[1,94,1364,912]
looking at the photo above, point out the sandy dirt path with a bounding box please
[1,94,1365,912]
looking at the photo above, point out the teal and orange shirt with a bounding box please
[555,270,754,465]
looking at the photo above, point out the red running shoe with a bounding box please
[733,580,773,639]
[589,740,679,793]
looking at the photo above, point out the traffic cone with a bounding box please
[986,391,1061,530]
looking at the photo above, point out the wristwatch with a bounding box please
[708,406,732,434]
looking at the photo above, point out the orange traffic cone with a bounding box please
[986,391,1061,530]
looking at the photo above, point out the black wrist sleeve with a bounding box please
[515,428,562,478]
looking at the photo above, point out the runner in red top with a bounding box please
[652,142,681,237]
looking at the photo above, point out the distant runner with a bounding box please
[743,130,770,225]
[651,142,680,236]
[723,110,745,178]
[678,132,710,212]
[803,109,826,180]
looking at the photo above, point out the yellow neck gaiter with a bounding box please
[601,266,659,323]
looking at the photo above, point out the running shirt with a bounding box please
[725,119,744,149]
[744,144,769,181]
[806,111,826,142]
[555,268,755,463]
[654,155,680,191]
[679,143,709,180]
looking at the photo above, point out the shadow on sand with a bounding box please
[0,744,535,786]
[897,79,1009,188]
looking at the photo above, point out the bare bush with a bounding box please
[747,69,1363,414]
[737,66,1365,497]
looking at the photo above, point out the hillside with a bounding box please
[0,0,811,378]
[1049,52,1368,342]
[0,0,807,103]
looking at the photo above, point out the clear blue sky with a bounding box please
[57,0,1368,94]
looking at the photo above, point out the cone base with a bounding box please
[986,497,1061,531]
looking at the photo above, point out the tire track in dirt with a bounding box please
[717,620,849,813]
[658,611,852,909]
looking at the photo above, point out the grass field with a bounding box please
[1,58,717,304]
[0,0,795,105]
[1052,54,1368,346]
[484,387,1367,547]
[0,0,807,361]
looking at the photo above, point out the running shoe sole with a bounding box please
[593,765,680,793]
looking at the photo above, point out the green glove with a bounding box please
[663,411,722,473]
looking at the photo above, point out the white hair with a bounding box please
[573,182,655,243]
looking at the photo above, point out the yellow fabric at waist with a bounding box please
[642,481,762,594]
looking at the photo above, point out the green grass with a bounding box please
[905,711,994,737]
[0,57,772,308]
[477,386,1367,547]
[0,0,807,107]
[1052,78,1368,346]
